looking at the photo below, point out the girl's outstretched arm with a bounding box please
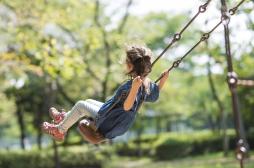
[158,70,169,90]
[123,76,142,111]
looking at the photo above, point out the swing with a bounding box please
[77,0,245,144]
[77,117,106,144]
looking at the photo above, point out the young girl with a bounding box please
[42,45,169,141]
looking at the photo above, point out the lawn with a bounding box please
[106,152,254,168]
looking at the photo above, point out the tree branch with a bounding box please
[118,0,133,33]
[93,0,112,101]
[94,0,101,27]
[56,80,76,105]
[82,45,102,81]
[58,24,102,82]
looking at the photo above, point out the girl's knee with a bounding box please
[75,100,87,107]
[74,100,95,117]
[74,100,90,114]
[85,99,94,103]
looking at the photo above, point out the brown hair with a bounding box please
[125,45,153,78]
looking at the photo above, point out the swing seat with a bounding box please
[78,117,106,144]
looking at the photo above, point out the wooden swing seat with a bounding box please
[78,117,106,144]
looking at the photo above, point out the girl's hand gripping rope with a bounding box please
[124,76,143,111]
[132,76,143,91]
[159,70,169,90]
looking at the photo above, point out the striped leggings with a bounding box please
[57,99,103,133]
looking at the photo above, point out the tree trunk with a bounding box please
[36,79,58,149]
[207,59,225,132]
[166,120,171,132]
[136,127,144,156]
[53,141,61,168]
[135,116,145,156]
[207,114,216,131]
[16,106,26,150]
[156,117,162,134]
[45,80,60,168]
[222,112,229,156]
[206,45,229,156]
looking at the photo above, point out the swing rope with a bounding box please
[152,0,247,83]
[151,0,212,67]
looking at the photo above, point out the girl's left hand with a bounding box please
[132,76,143,90]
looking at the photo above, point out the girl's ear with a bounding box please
[127,62,133,71]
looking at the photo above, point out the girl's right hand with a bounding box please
[158,70,169,90]
[160,70,169,81]
[132,76,143,90]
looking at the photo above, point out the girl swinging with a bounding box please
[41,45,169,142]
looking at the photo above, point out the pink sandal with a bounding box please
[49,107,66,124]
[41,122,65,141]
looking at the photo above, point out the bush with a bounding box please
[0,145,111,168]
[115,130,254,160]
[152,130,236,160]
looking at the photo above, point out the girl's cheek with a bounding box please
[125,64,129,71]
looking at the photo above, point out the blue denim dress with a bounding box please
[95,79,160,139]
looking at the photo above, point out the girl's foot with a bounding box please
[41,122,65,141]
[49,107,66,124]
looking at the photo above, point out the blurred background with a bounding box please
[0,0,253,168]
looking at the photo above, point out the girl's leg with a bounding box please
[57,100,102,133]
[86,99,104,107]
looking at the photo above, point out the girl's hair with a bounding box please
[125,45,153,78]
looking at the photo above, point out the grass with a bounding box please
[106,151,254,168]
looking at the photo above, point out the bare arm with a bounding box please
[123,76,142,111]
[158,70,169,90]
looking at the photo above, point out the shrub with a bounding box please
[115,130,253,160]
[152,130,236,160]
[0,145,110,168]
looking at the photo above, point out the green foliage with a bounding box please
[0,145,111,168]
[108,152,254,168]
[114,130,253,160]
